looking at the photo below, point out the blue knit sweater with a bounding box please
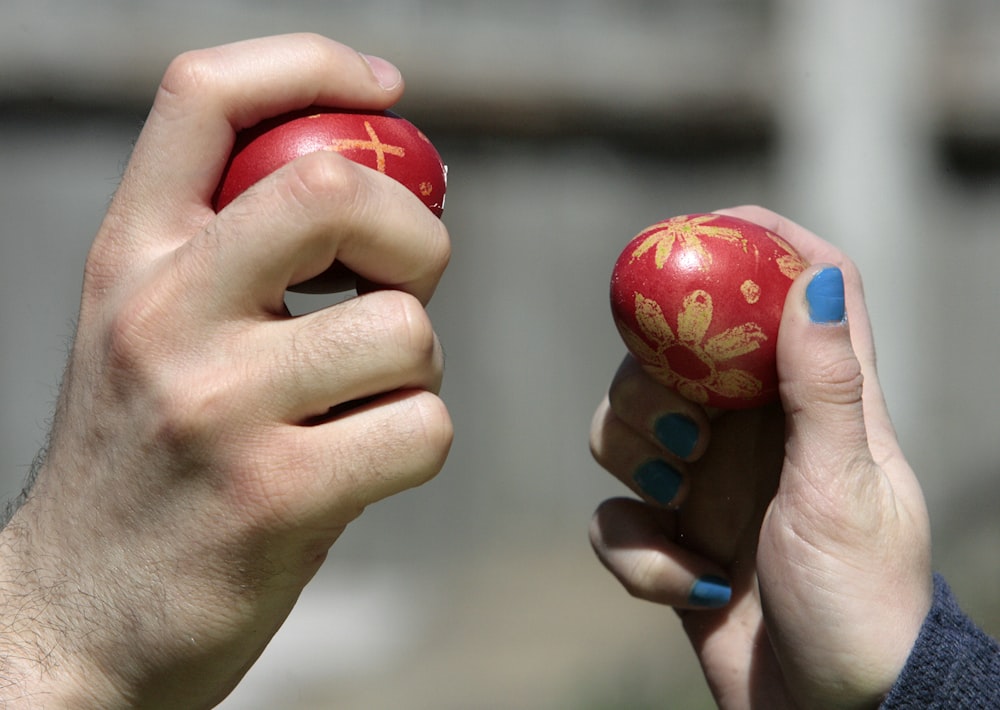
[882,574,1000,708]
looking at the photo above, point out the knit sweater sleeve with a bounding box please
[881,573,1000,708]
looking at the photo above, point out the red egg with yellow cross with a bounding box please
[213,108,447,216]
[610,213,809,409]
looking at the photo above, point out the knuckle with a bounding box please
[606,357,653,417]
[337,393,453,509]
[810,353,865,406]
[294,32,342,61]
[158,47,223,100]
[425,219,452,275]
[400,393,454,484]
[105,284,169,376]
[588,405,652,480]
[588,429,604,465]
[588,412,614,469]
[374,290,437,364]
[395,293,438,360]
[415,392,454,458]
[354,395,454,497]
[151,379,228,456]
[606,370,640,418]
[104,283,234,456]
[621,550,665,602]
[284,152,365,213]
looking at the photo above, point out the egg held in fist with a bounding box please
[213,109,446,292]
[610,213,809,409]
[214,109,447,215]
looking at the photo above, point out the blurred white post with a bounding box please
[773,0,934,447]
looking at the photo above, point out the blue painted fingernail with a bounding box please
[654,413,699,459]
[806,267,846,324]
[633,460,683,506]
[689,576,732,608]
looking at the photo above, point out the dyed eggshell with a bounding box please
[610,213,809,409]
[213,109,447,216]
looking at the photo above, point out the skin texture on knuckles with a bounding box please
[213,108,447,293]
[214,108,447,215]
[610,213,809,409]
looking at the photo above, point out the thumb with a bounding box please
[762,263,933,710]
[776,265,877,489]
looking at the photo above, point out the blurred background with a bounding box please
[2,1,999,707]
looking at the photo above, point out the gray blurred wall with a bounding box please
[2,1,999,708]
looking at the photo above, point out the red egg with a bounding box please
[214,109,446,216]
[610,213,809,409]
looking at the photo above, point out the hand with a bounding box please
[0,34,452,708]
[589,206,933,708]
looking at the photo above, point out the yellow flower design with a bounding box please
[764,231,810,280]
[617,290,767,404]
[630,214,748,272]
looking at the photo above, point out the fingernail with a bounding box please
[633,460,682,506]
[654,413,699,459]
[689,576,732,608]
[806,267,846,324]
[360,53,402,90]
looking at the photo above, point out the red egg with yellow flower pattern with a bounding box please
[213,109,446,216]
[610,213,809,409]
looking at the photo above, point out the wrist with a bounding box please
[0,508,130,709]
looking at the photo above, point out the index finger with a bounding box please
[113,34,404,241]
[194,149,451,308]
[712,204,844,267]
[605,356,710,462]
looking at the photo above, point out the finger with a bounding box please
[712,204,844,265]
[256,290,445,423]
[716,206,898,451]
[117,34,404,237]
[590,498,731,610]
[776,264,883,496]
[606,356,709,462]
[590,399,689,509]
[268,389,453,527]
[178,150,451,310]
[764,264,934,692]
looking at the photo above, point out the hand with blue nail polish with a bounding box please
[590,207,942,709]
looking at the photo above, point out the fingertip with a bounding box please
[358,53,403,92]
[688,575,733,609]
[805,266,846,324]
[633,459,686,508]
[781,263,849,337]
[653,412,701,461]
[589,498,731,609]
[607,357,710,462]
[778,264,862,407]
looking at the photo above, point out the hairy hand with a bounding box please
[0,34,452,709]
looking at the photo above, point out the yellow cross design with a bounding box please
[322,121,405,173]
